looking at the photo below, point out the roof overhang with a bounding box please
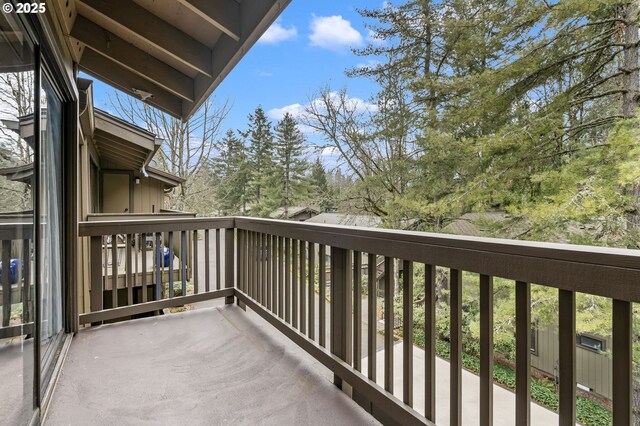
[146,166,186,188]
[52,0,291,120]
[93,109,160,170]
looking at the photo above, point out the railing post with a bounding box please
[330,247,352,389]
[89,235,103,325]
[225,228,235,304]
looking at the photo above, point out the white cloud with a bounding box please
[267,103,305,121]
[308,15,363,52]
[256,70,273,77]
[259,22,297,44]
[267,92,377,134]
[355,58,381,70]
[320,146,339,156]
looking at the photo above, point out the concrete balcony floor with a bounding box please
[44,304,379,425]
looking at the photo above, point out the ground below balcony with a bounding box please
[44,305,379,426]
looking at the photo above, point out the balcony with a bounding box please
[5,216,637,425]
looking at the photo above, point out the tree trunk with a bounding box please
[622,2,640,246]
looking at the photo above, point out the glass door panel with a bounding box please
[39,74,63,393]
[0,11,36,425]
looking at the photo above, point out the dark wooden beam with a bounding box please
[77,0,212,77]
[71,16,194,102]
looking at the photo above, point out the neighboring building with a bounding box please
[268,206,319,221]
[306,212,383,228]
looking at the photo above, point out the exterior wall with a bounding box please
[133,175,166,213]
[102,172,131,213]
[531,324,612,399]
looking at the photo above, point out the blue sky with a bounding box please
[89,1,385,154]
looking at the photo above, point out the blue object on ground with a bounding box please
[163,247,171,267]
[0,259,21,284]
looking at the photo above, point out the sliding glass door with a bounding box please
[0,11,36,425]
[39,73,64,392]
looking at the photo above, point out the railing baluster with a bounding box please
[257,233,263,304]
[450,268,462,426]
[353,251,362,371]
[263,233,268,306]
[168,232,174,299]
[285,238,291,323]
[236,230,243,294]
[247,231,256,299]
[292,239,298,329]
[224,228,234,304]
[384,256,394,394]
[267,234,272,311]
[368,253,377,382]
[558,289,575,426]
[181,231,187,296]
[300,240,306,335]
[402,260,413,407]
[111,234,118,308]
[141,233,148,302]
[480,274,493,426]
[515,280,531,426]
[246,232,251,297]
[2,240,11,327]
[278,236,284,318]
[204,229,210,292]
[216,229,221,291]
[425,264,436,422]
[192,231,199,295]
[308,242,315,340]
[155,233,161,301]
[612,299,632,426]
[319,244,326,347]
[90,236,103,324]
[126,234,133,306]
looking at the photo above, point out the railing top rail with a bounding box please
[234,217,640,268]
[0,222,34,240]
[234,217,640,302]
[79,217,234,236]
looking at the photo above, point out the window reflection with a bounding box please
[0,11,36,425]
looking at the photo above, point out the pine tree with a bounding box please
[273,113,309,217]
[310,157,334,211]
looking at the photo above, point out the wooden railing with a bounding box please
[79,216,640,426]
[0,223,34,339]
[78,217,234,325]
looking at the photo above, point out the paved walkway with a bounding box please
[362,343,569,426]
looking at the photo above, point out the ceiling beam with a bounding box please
[79,49,183,118]
[186,0,288,118]
[72,16,194,102]
[77,0,213,77]
[174,0,241,42]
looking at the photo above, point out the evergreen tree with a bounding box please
[239,106,275,209]
[310,157,333,210]
[273,113,309,217]
[211,130,249,215]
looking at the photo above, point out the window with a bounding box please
[577,334,605,352]
[531,327,538,355]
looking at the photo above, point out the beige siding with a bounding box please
[102,173,130,213]
[531,324,612,399]
[133,176,165,213]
